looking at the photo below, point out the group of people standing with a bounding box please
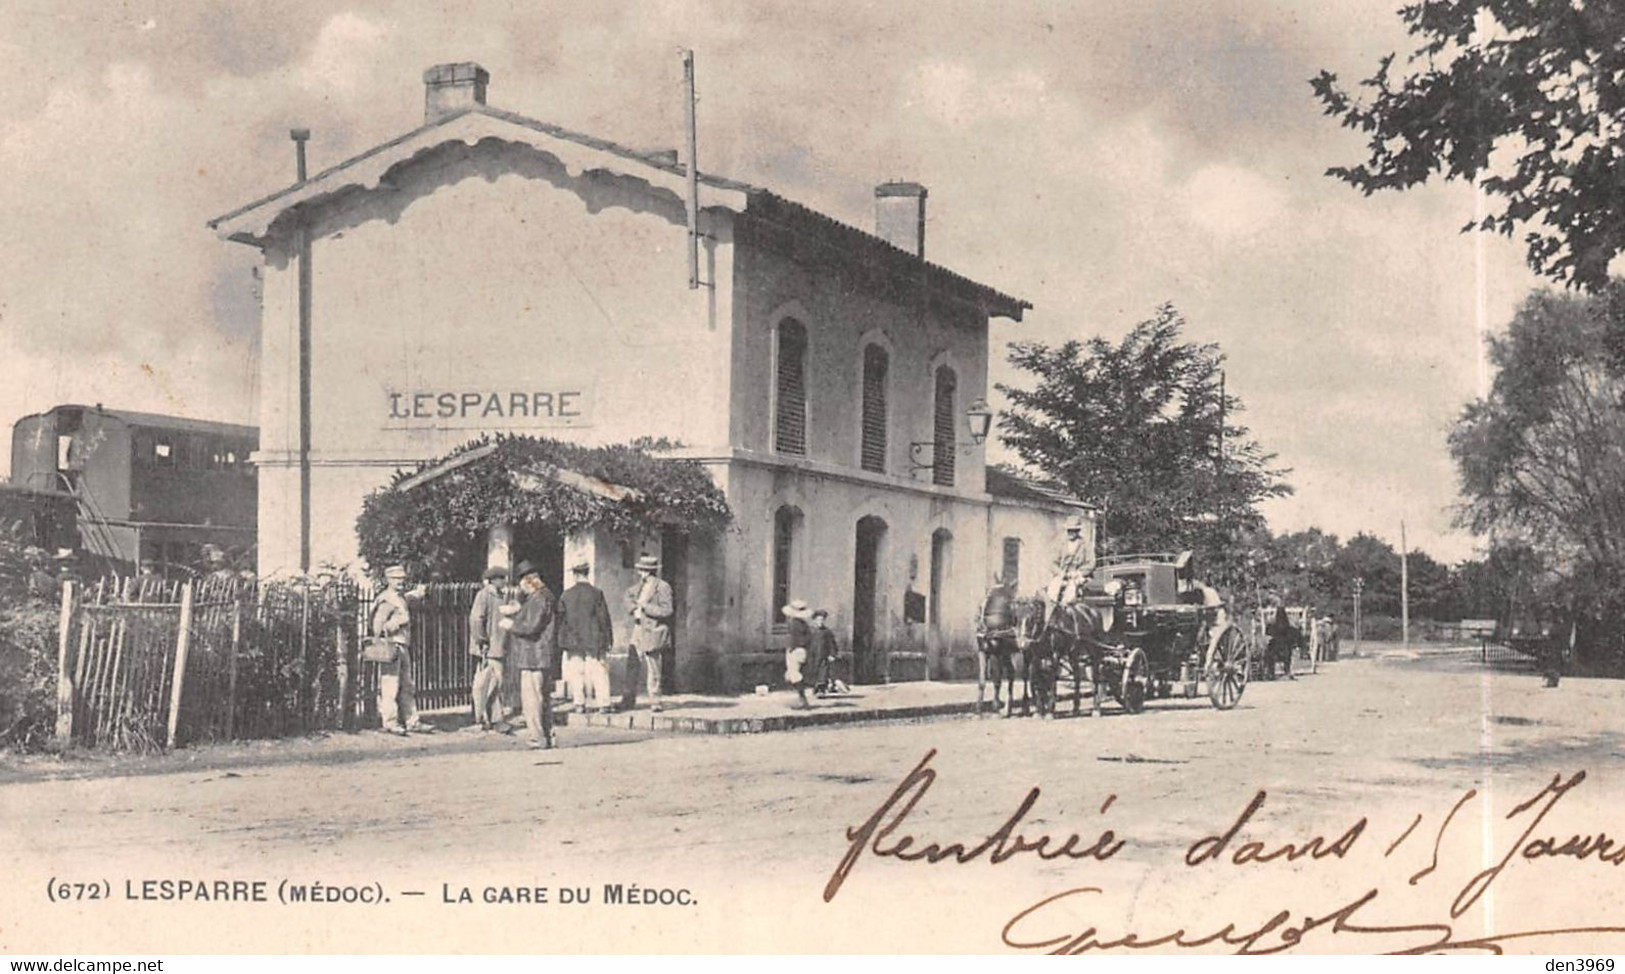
[369,554,674,749]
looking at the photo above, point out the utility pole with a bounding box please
[1400,520,1410,648]
[291,128,312,574]
[682,50,700,290]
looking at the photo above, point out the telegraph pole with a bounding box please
[291,128,312,574]
[1400,520,1410,648]
[683,50,700,290]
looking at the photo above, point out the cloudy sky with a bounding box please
[0,0,1543,562]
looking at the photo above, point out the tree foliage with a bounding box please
[1314,1,1625,291]
[1451,289,1625,567]
[997,303,1291,570]
[355,435,731,577]
[1451,286,1625,670]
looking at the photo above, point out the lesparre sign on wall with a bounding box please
[384,385,594,429]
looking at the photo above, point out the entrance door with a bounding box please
[660,528,688,691]
[512,523,565,595]
[852,516,887,684]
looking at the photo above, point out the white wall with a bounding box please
[253,140,736,573]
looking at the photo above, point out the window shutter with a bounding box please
[861,345,888,473]
[775,322,808,456]
[1002,537,1021,589]
[932,366,956,486]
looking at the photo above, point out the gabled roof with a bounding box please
[985,468,1094,511]
[208,104,1029,321]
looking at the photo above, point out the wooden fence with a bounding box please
[55,578,486,750]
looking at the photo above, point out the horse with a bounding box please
[1024,596,1116,718]
[976,597,1046,717]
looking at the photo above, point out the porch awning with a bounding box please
[356,435,730,573]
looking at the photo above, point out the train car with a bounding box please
[10,405,257,574]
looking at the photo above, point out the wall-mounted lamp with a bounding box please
[910,398,995,471]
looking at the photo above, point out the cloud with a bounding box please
[1182,163,1290,240]
[298,13,391,95]
[907,60,1050,127]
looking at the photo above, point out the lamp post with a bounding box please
[910,398,995,471]
[1352,576,1364,655]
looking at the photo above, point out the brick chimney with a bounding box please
[423,62,489,123]
[875,181,927,258]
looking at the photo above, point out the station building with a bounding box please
[209,63,1094,690]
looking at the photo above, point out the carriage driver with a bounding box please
[1044,516,1094,605]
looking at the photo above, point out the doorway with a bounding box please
[852,515,887,684]
[929,528,952,631]
[512,523,566,594]
[659,528,688,691]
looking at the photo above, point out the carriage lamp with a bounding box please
[910,398,996,471]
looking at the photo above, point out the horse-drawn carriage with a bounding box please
[977,551,1251,717]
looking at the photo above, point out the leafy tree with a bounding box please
[1451,290,1625,567]
[1333,532,1404,616]
[1406,550,1455,620]
[998,303,1291,574]
[1448,542,1549,620]
[1451,287,1625,669]
[1313,1,1625,291]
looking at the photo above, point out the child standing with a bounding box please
[810,609,849,696]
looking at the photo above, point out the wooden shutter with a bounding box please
[775,322,807,456]
[861,345,888,473]
[1002,537,1021,589]
[933,366,956,486]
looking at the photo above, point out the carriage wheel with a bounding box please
[1118,647,1148,714]
[1206,626,1249,711]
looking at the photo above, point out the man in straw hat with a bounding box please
[372,564,430,735]
[557,559,614,715]
[1045,515,1094,605]
[623,554,674,712]
[467,564,513,732]
[499,560,558,749]
[782,598,814,709]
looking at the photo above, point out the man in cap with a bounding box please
[557,559,614,715]
[1045,516,1094,605]
[499,560,558,749]
[467,564,512,732]
[372,564,430,735]
[623,554,674,712]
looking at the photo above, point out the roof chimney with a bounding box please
[423,62,489,123]
[875,181,927,258]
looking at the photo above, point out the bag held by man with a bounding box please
[360,635,397,664]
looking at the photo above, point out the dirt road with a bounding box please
[5,643,1625,954]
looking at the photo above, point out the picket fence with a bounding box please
[53,577,485,750]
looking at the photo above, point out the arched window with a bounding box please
[860,344,889,473]
[774,320,808,456]
[932,365,957,486]
[772,505,803,624]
